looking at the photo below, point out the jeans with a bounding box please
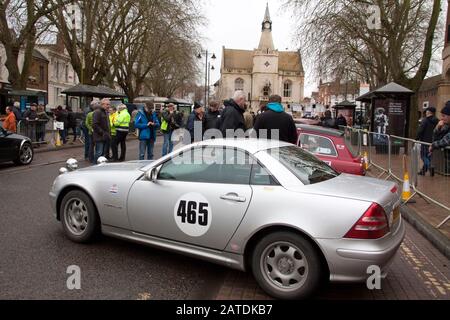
[94,141,107,164]
[420,145,432,172]
[59,128,67,144]
[116,131,128,161]
[162,132,173,156]
[82,126,90,160]
[139,140,155,160]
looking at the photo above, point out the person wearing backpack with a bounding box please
[135,103,160,160]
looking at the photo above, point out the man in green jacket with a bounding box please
[114,104,131,162]
[85,101,99,164]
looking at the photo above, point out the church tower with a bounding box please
[252,3,279,107]
[258,3,274,51]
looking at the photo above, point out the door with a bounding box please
[127,146,253,250]
[0,131,17,162]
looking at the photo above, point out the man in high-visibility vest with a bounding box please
[114,104,131,162]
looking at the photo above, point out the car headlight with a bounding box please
[66,158,78,171]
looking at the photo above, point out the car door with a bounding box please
[0,130,17,162]
[127,146,253,250]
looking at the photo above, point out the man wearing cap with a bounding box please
[187,102,204,143]
[417,107,438,175]
[430,103,450,153]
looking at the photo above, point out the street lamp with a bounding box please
[197,50,216,107]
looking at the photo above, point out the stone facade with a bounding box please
[217,5,304,112]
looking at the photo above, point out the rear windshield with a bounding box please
[266,146,339,185]
[343,130,360,158]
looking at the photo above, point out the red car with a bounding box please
[296,124,366,176]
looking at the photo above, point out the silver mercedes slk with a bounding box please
[49,139,405,300]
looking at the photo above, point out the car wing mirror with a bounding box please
[145,167,159,182]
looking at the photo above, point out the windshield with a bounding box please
[266,146,339,185]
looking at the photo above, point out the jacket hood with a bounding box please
[224,99,245,114]
[267,102,284,113]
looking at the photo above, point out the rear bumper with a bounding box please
[317,216,406,283]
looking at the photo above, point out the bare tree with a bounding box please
[0,0,67,89]
[284,0,443,137]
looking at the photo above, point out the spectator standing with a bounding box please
[23,103,39,142]
[243,104,254,130]
[55,105,69,144]
[135,103,160,160]
[85,101,98,163]
[108,105,118,161]
[2,106,17,132]
[416,107,438,176]
[187,102,205,143]
[321,110,337,129]
[114,104,131,162]
[66,106,78,143]
[92,98,111,163]
[430,104,450,154]
[253,95,298,144]
[161,103,178,156]
[12,102,22,122]
[203,101,221,132]
[336,113,348,128]
[219,91,247,138]
[37,104,50,143]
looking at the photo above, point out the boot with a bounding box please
[430,167,435,177]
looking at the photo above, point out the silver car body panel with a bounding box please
[50,139,405,283]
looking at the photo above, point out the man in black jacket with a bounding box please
[417,107,438,175]
[219,91,246,138]
[93,98,111,163]
[253,95,298,144]
[204,101,221,132]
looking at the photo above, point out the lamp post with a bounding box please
[197,50,216,107]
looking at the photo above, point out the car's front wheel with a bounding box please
[14,142,33,165]
[251,231,323,300]
[60,191,100,243]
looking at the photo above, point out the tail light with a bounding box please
[344,203,390,239]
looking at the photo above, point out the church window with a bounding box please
[263,83,271,97]
[283,80,292,98]
[235,78,244,91]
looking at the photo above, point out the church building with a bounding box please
[217,4,305,112]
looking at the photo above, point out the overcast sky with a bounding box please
[200,0,445,98]
[199,0,319,97]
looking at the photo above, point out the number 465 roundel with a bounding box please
[174,193,212,237]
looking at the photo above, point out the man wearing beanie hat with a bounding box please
[417,107,438,175]
[430,102,450,152]
[187,102,204,143]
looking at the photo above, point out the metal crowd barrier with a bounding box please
[341,126,450,229]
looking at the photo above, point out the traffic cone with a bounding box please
[402,155,411,201]
[55,131,62,147]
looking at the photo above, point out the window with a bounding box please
[283,81,292,98]
[299,134,337,157]
[158,146,255,185]
[65,65,69,82]
[235,78,244,91]
[250,162,279,186]
[39,65,45,82]
[263,83,271,97]
[266,146,338,185]
[56,62,59,80]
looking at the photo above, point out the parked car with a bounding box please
[0,127,34,166]
[50,139,404,300]
[297,124,366,176]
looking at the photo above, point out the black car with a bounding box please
[0,127,34,165]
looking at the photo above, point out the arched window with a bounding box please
[235,78,244,91]
[283,80,292,98]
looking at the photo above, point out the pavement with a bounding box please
[0,138,449,300]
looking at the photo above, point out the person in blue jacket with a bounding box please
[134,103,160,160]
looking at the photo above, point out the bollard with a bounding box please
[402,155,411,202]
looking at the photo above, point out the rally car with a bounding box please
[50,139,404,300]
[0,127,34,166]
[297,124,366,176]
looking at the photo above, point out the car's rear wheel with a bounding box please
[14,142,33,165]
[251,231,322,300]
[60,191,100,243]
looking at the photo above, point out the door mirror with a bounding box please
[145,167,158,182]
